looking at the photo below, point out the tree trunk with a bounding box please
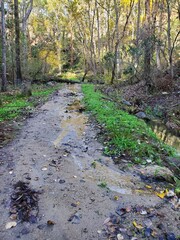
[166,0,173,79]
[144,0,153,91]
[14,0,22,85]
[135,0,141,67]
[96,0,101,63]
[22,0,33,75]
[111,0,120,84]
[1,0,7,92]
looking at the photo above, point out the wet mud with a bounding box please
[0,84,179,240]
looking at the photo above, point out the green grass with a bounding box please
[82,84,175,163]
[0,83,62,122]
[60,71,83,82]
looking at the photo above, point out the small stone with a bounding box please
[21,228,30,235]
[167,190,175,197]
[117,233,124,240]
[42,167,48,171]
[59,180,66,184]
[135,111,147,119]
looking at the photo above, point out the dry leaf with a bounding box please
[114,196,119,201]
[103,217,111,225]
[133,221,143,230]
[5,222,17,229]
[156,189,168,199]
[47,220,55,225]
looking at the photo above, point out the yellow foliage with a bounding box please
[39,50,59,71]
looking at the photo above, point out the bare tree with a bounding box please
[14,0,22,85]
[143,0,153,91]
[166,0,173,79]
[1,0,7,91]
[21,0,33,72]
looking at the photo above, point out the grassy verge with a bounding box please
[82,84,175,164]
[59,71,83,82]
[0,83,62,122]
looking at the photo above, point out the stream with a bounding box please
[149,120,180,154]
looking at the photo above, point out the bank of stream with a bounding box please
[149,120,180,155]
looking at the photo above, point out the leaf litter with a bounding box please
[101,203,179,239]
[9,181,40,224]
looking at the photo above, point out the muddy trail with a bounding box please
[0,84,179,240]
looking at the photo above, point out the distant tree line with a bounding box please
[0,0,179,91]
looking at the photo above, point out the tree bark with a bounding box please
[111,0,120,84]
[144,0,153,91]
[166,0,173,79]
[135,0,141,67]
[22,0,33,74]
[14,0,22,85]
[1,0,7,91]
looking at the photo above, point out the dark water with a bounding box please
[149,120,180,154]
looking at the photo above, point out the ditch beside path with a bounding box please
[0,84,179,240]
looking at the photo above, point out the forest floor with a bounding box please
[0,84,179,240]
[97,79,180,133]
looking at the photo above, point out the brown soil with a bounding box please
[0,84,179,240]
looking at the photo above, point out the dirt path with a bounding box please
[0,84,179,240]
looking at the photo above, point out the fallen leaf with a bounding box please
[71,203,77,207]
[5,221,17,229]
[133,221,143,230]
[145,185,152,189]
[103,217,111,225]
[68,213,81,224]
[140,210,147,215]
[42,167,48,171]
[114,196,119,201]
[10,214,17,220]
[155,189,168,199]
[116,207,126,216]
[126,206,132,212]
[47,220,55,225]
[151,230,158,237]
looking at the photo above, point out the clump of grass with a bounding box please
[98,181,107,188]
[0,83,61,122]
[82,84,175,164]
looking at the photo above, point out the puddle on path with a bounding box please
[53,113,87,147]
[53,84,151,196]
[53,85,87,148]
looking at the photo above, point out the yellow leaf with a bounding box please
[114,196,119,201]
[133,221,143,230]
[145,185,152,189]
[155,189,168,199]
